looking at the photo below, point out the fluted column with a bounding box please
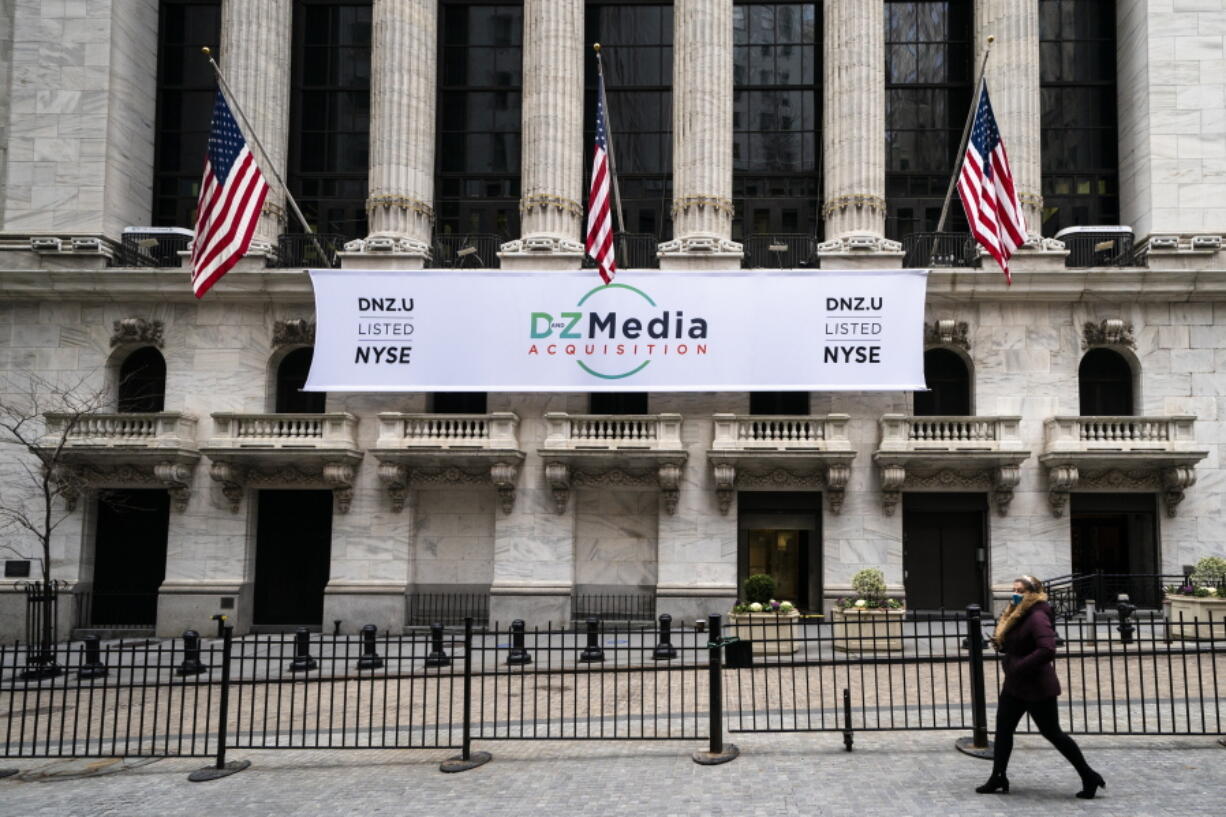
[657,0,741,269]
[499,0,584,270]
[976,2,1043,242]
[344,0,436,268]
[220,0,291,258]
[819,0,896,258]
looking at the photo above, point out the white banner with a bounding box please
[304,268,929,392]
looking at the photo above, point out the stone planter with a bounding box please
[832,607,906,652]
[1166,595,1226,640]
[726,610,801,655]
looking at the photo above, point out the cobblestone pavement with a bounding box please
[1,731,1222,817]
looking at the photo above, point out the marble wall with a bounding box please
[0,0,13,228]
[574,488,658,589]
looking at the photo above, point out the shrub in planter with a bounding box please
[728,573,799,654]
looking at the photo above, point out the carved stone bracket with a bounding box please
[1162,465,1196,518]
[490,461,520,515]
[1046,464,1079,517]
[713,463,736,515]
[991,465,1021,516]
[878,462,1019,517]
[209,461,247,513]
[545,461,571,514]
[273,319,316,348]
[1082,319,1135,350]
[880,464,906,516]
[657,463,683,515]
[153,461,195,512]
[924,319,970,350]
[711,460,851,515]
[322,462,357,514]
[377,462,410,513]
[1045,462,1198,518]
[53,459,197,512]
[208,459,358,514]
[825,463,851,514]
[111,317,164,348]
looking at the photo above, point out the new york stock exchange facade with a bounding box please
[0,0,1223,639]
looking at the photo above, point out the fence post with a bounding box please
[693,613,738,765]
[652,613,677,660]
[189,625,250,781]
[842,688,854,752]
[579,616,604,662]
[955,604,994,759]
[441,617,491,772]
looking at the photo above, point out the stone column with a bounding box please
[220,0,292,261]
[343,0,436,270]
[499,0,585,271]
[818,0,900,266]
[657,0,742,269]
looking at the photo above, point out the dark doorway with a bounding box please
[914,348,971,416]
[276,348,326,413]
[903,493,987,612]
[90,489,170,627]
[430,392,488,413]
[750,392,810,415]
[118,347,167,413]
[1070,493,1160,607]
[253,490,334,627]
[1079,348,1133,415]
[737,493,821,612]
[589,393,648,414]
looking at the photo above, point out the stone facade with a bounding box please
[0,2,1224,639]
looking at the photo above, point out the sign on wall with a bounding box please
[304,268,929,392]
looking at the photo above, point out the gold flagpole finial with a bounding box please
[201,46,211,56]
[987,35,995,45]
[593,42,601,53]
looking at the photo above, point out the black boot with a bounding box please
[1076,771,1106,799]
[975,773,1010,794]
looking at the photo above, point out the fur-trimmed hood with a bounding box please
[991,591,1048,650]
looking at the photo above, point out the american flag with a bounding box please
[191,90,270,298]
[957,82,1026,285]
[585,73,616,285]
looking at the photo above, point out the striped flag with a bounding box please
[585,73,616,285]
[957,81,1025,285]
[191,90,270,298]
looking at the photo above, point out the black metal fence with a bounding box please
[742,235,819,269]
[1060,230,1137,268]
[430,234,502,269]
[275,233,345,268]
[581,233,661,270]
[406,593,490,628]
[571,592,656,623]
[901,232,981,268]
[1044,572,1223,618]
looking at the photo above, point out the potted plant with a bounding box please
[1165,556,1226,641]
[832,568,906,652]
[727,574,801,655]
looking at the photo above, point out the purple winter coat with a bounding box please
[999,600,1062,701]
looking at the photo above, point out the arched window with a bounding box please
[276,348,326,413]
[118,347,167,413]
[1079,348,1133,416]
[914,348,970,416]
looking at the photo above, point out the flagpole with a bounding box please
[201,47,332,265]
[594,44,626,236]
[935,35,995,235]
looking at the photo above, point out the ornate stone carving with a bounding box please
[49,465,84,512]
[322,462,357,514]
[1046,464,1079,517]
[544,461,570,514]
[1162,465,1196,518]
[153,461,195,512]
[111,317,164,348]
[825,463,851,515]
[992,465,1021,516]
[713,463,736,515]
[377,462,409,513]
[880,464,907,517]
[273,319,316,347]
[735,468,823,490]
[924,320,970,349]
[490,461,520,515]
[1082,319,1135,350]
[410,467,489,486]
[657,463,683,515]
[209,461,246,512]
[571,469,658,488]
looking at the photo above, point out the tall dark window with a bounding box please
[914,348,970,416]
[584,3,673,239]
[732,2,820,241]
[590,393,649,414]
[152,0,222,227]
[118,348,168,413]
[288,1,372,238]
[1079,348,1133,416]
[431,393,489,413]
[1040,0,1118,233]
[437,3,523,238]
[884,1,973,241]
[276,348,327,413]
[750,392,810,415]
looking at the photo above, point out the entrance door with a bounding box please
[738,496,821,611]
[903,494,987,612]
[91,489,170,627]
[253,490,333,627]
[1070,494,1159,607]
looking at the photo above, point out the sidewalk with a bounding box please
[2,731,1221,817]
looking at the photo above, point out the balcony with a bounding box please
[872,415,1030,516]
[41,412,201,512]
[540,413,687,514]
[581,233,660,269]
[371,412,525,513]
[742,235,819,269]
[901,232,982,269]
[200,413,362,513]
[707,414,854,513]
[1039,416,1207,517]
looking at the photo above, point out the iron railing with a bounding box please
[406,593,490,628]
[275,233,345,268]
[742,235,819,269]
[74,591,159,630]
[1042,572,1216,618]
[430,234,502,269]
[1059,230,1137,268]
[901,232,981,268]
[582,233,661,270]
[120,231,192,267]
[571,592,657,623]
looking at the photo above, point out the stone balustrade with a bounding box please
[207,413,360,449]
[45,412,198,449]
[1044,416,1197,452]
[542,413,684,451]
[376,412,519,449]
[711,413,851,451]
[878,414,1024,452]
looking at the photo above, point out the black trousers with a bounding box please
[992,690,1092,778]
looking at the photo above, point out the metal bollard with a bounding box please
[424,622,451,668]
[506,619,532,665]
[333,619,343,636]
[1117,596,1136,644]
[77,634,108,679]
[954,605,994,758]
[692,613,738,765]
[176,629,208,676]
[288,627,318,672]
[357,624,384,670]
[652,613,677,660]
[579,617,605,662]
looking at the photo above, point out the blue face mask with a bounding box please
[1011,593,1024,606]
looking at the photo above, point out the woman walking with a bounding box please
[975,575,1106,799]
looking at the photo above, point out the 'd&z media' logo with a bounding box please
[526,283,710,380]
